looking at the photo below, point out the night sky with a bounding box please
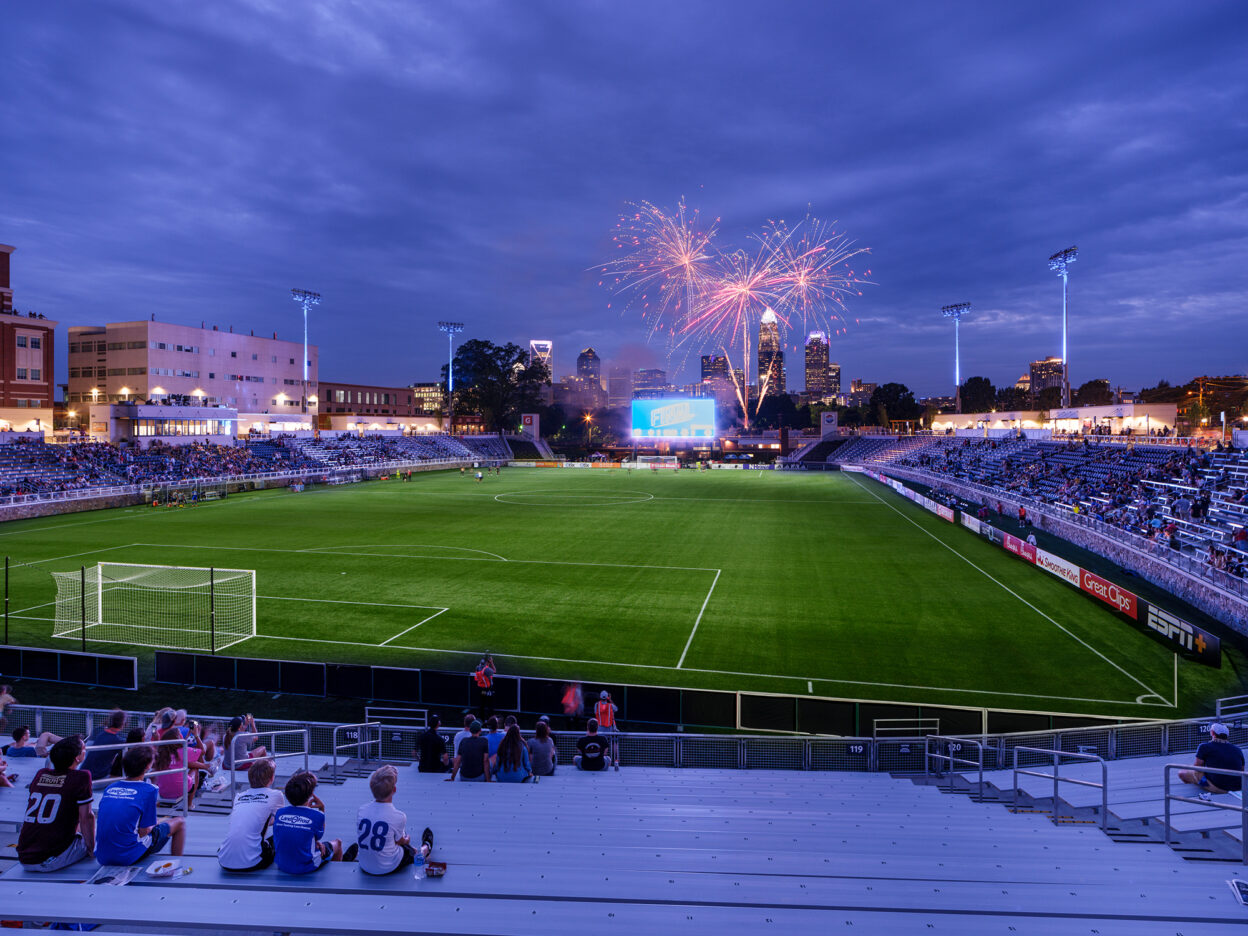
[3,2,1246,398]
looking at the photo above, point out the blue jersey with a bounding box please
[95,780,158,865]
[273,805,325,874]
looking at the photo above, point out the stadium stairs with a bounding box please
[3,759,1244,933]
[949,750,1248,864]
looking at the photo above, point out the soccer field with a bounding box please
[3,467,1241,720]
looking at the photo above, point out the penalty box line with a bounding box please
[846,473,1171,707]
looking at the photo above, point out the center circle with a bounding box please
[493,490,655,507]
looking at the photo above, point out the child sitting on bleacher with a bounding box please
[342,765,433,875]
[218,758,285,872]
[94,745,186,866]
[273,771,342,873]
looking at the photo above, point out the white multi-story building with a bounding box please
[67,319,318,416]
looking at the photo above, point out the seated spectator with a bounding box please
[1179,723,1245,800]
[17,736,95,871]
[144,708,174,742]
[6,726,63,758]
[173,709,216,764]
[222,714,268,771]
[527,719,557,777]
[95,744,186,865]
[574,718,612,771]
[448,720,490,782]
[415,714,449,773]
[483,716,503,759]
[451,713,475,761]
[83,709,128,780]
[344,765,432,875]
[493,725,531,783]
[273,771,341,873]
[152,728,208,806]
[218,759,284,872]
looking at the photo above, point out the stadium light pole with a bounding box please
[941,303,971,413]
[1047,246,1078,408]
[438,321,464,433]
[291,289,321,416]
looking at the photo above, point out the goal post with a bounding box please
[52,563,256,652]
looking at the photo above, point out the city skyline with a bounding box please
[2,2,1246,397]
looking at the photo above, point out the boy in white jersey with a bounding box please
[218,758,285,872]
[343,765,432,875]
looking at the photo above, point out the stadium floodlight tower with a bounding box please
[941,303,971,413]
[1047,246,1078,407]
[290,289,321,415]
[438,321,465,433]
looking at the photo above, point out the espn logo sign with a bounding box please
[1146,606,1220,666]
[1080,569,1138,620]
[1035,548,1080,587]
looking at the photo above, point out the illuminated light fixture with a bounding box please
[941,303,971,413]
[1048,246,1078,408]
[438,321,465,433]
[151,386,166,396]
[291,288,321,415]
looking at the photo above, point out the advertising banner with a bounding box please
[1079,569,1139,620]
[961,513,982,534]
[935,503,955,523]
[1002,533,1037,564]
[1035,548,1081,587]
[1145,605,1221,667]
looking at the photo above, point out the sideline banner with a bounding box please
[1080,568,1139,620]
[1146,605,1220,667]
[1035,548,1080,587]
[961,513,982,534]
[1002,533,1036,564]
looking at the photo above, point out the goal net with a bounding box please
[52,563,256,651]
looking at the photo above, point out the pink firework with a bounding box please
[601,200,872,422]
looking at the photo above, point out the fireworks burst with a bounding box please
[600,200,873,423]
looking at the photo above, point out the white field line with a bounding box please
[258,595,446,611]
[364,642,1173,709]
[676,568,721,669]
[846,473,1170,705]
[133,542,719,574]
[300,543,508,562]
[379,608,448,646]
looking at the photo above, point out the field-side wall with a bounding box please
[0,490,143,523]
[880,465,1248,634]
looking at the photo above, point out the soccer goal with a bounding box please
[51,563,256,652]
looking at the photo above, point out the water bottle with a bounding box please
[413,853,425,880]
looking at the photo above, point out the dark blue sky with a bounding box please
[3,1,1246,397]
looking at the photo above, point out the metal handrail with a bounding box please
[1215,696,1248,718]
[1012,745,1108,830]
[924,735,985,801]
[227,727,310,793]
[331,722,381,781]
[80,737,192,817]
[1164,763,1248,864]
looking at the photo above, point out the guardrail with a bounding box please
[81,737,192,817]
[331,721,381,781]
[925,735,985,801]
[1163,763,1248,864]
[1011,746,1108,831]
[227,727,310,792]
[1215,695,1248,719]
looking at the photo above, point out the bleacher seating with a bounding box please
[3,759,1241,933]
[834,434,1248,581]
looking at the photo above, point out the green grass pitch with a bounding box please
[3,467,1241,720]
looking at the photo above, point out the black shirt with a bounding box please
[457,736,490,779]
[416,728,448,773]
[1197,740,1245,792]
[576,734,607,771]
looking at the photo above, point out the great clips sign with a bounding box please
[1080,569,1138,620]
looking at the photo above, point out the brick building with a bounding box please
[0,244,57,432]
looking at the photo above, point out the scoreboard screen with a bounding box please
[631,398,716,438]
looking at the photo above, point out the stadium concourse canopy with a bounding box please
[931,402,1177,435]
[80,402,449,448]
